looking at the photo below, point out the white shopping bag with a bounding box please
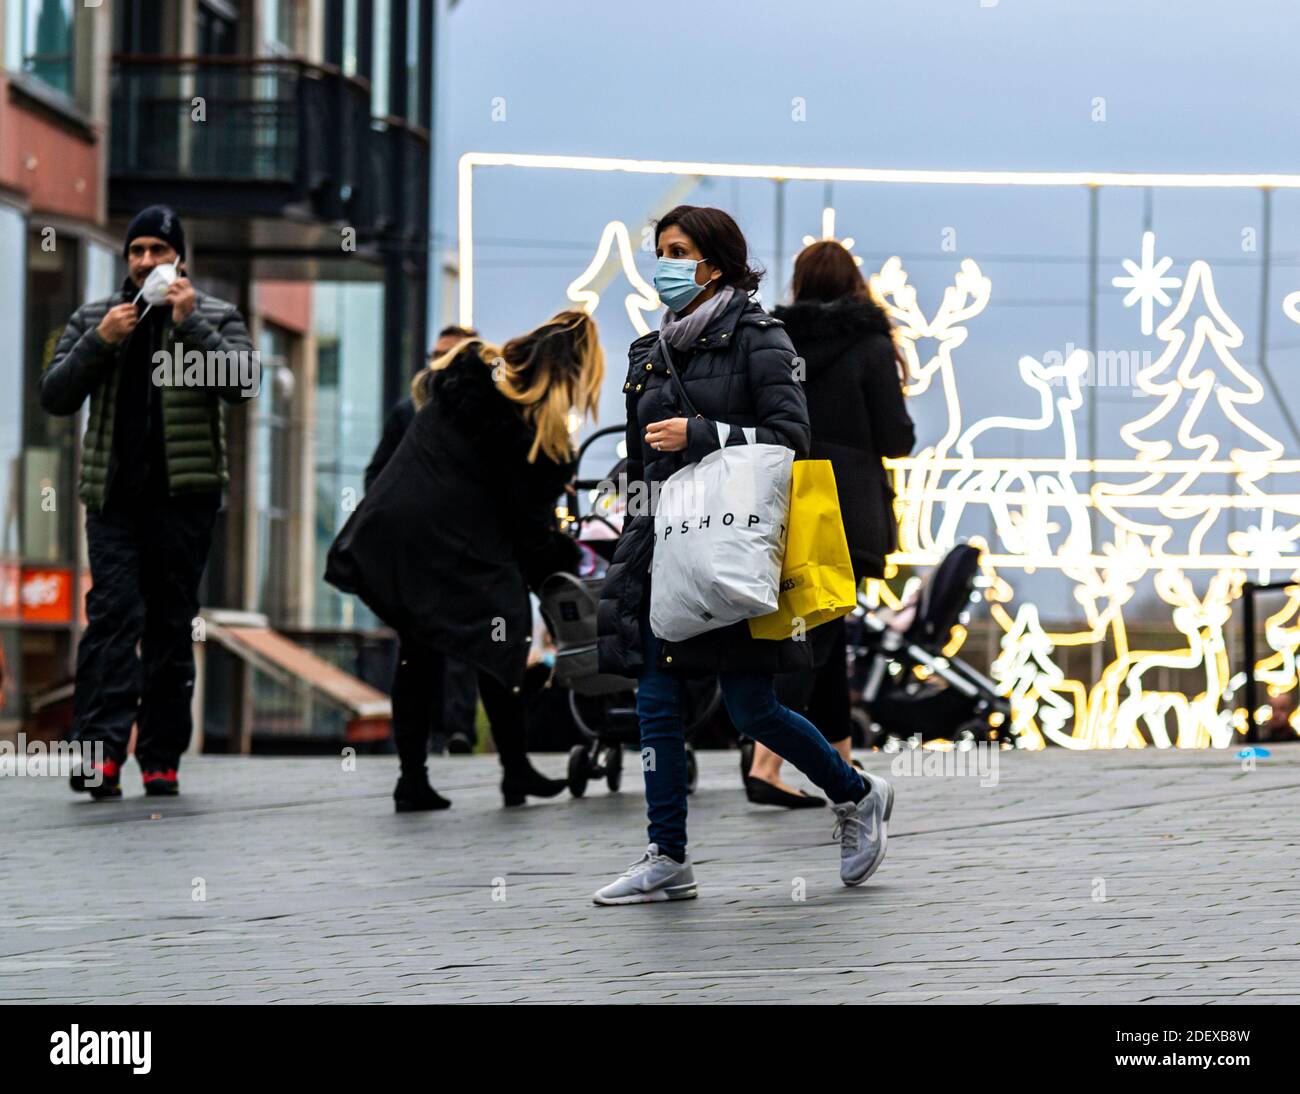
[649,423,794,642]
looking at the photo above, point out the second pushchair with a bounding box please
[853,542,1012,747]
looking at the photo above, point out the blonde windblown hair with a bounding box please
[412,310,604,464]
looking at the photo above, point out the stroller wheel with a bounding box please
[604,745,623,792]
[955,718,995,744]
[686,746,699,795]
[567,744,590,798]
[738,739,754,785]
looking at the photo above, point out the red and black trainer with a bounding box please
[69,758,123,800]
[141,768,180,796]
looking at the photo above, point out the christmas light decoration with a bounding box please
[802,207,863,266]
[457,154,1300,748]
[564,220,660,336]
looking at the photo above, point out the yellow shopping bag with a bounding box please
[748,460,857,641]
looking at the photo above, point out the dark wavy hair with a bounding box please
[791,240,873,305]
[654,205,764,294]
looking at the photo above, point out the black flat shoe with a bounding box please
[394,774,452,813]
[744,776,826,809]
[501,764,567,807]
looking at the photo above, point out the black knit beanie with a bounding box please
[123,205,186,260]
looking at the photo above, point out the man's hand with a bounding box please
[645,417,689,453]
[95,303,139,345]
[167,277,197,325]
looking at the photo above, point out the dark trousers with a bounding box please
[391,638,528,777]
[72,498,217,769]
[441,653,480,741]
[774,616,852,744]
[637,613,865,861]
[391,640,479,750]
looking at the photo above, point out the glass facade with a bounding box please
[312,282,383,629]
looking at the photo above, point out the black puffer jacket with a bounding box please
[325,347,580,687]
[771,296,915,580]
[596,291,814,678]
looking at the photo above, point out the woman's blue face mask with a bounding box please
[653,257,712,313]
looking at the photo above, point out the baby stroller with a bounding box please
[853,542,1012,747]
[537,425,721,797]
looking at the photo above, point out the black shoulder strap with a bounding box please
[659,338,703,420]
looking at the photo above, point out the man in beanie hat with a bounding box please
[41,206,257,799]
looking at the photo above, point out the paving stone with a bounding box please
[1,744,1297,1002]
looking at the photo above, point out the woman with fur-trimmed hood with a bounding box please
[745,240,915,807]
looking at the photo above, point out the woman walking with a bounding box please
[745,240,916,806]
[326,312,604,811]
[594,206,893,904]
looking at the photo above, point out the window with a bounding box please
[405,0,420,122]
[0,206,25,571]
[325,0,360,77]
[23,227,80,565]
[371,0,390,116]
[312,282,383,629]
[343,0,359,77]
[114,0,164,54]
[261,0,298,57]
[254,326,296,623]
[7,0,76,97]
[197,0,240,57]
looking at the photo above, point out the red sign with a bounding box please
[19,567,73,624]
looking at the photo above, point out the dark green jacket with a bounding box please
[41,281,256,510]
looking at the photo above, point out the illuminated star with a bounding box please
[1228,511,1299,585]
[1113,231,1181,335]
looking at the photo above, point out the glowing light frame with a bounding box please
[456,152,1300,329]
[457,153,1300,750]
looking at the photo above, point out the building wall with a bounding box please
[0,0,113,736]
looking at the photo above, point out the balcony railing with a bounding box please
[110,55,429,245]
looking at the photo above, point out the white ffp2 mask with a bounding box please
[133,263,179,317]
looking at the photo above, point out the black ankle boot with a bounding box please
[500,761,567,807]
[394,772,452,813]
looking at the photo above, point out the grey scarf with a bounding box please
[659,285,735,352]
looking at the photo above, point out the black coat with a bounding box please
[364,397,416,491]
[596,291,815,678]
[325,348,580,687]
[770,297,915,580]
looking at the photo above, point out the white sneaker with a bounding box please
[592,844,698,905]
[831,772,893,886]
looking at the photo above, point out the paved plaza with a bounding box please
[2,742,1297,1004]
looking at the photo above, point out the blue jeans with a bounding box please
[636,614,867,861]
